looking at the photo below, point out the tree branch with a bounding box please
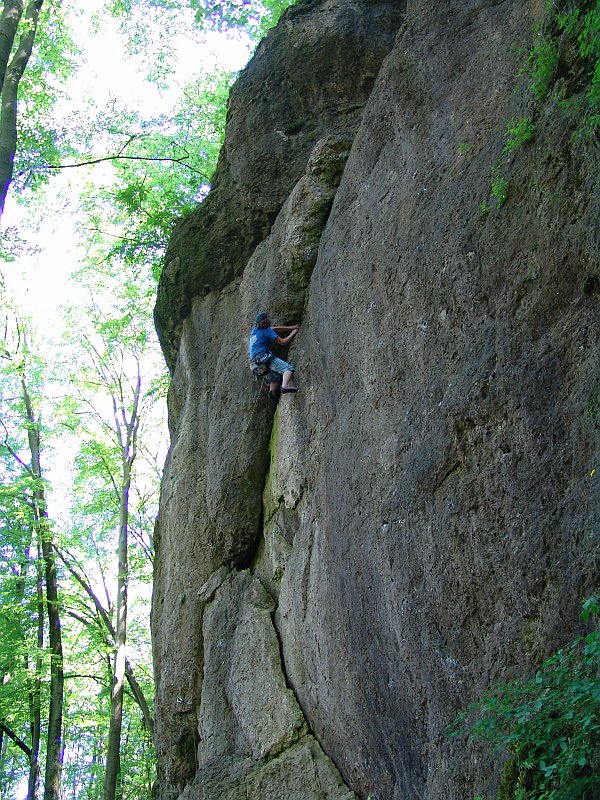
[0,416,33,474]
[53,544,115,639]
[0,721,32,758]
[124,659,154,739]
[17,153,210,179]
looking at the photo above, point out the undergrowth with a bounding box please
[449,596,600,800]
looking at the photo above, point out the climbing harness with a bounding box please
[251,351,274,380]
[251,352,282,401]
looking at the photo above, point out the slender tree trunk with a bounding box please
[26,543,44,800]
[103,461,131,800]
[0,0,43,221]
[39,521,63,800]
[8,538,41,800]
[103,368,140,800]
[21,375,64,800]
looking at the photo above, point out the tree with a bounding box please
[0,313,64,800]
[108,0,296,40]
[1,0,297,225]
[0,0,77,222]
[56,258,165,799]
[75,68,233,283]
[100,347,140,800]
[0,0,299,794]
[0,280,162,799]
[21,361,63,800]
[192,0,296,37]
[0,459,42,800]
[0,0,44,220]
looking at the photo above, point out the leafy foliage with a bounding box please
[0,229,164,799]
[75,68,233,282]
[55,242,166,797]
[502,117,536,153]
[191,0,297,38]
[526,0,600,137]
[1,0,299,795]
[527,33,560,100]
[0,311,58,799]
[491,169,509,208]
[10,1,79,200]
[450,597,600,800]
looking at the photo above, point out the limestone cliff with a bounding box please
[152,1,600,798]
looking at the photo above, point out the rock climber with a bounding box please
[249,312,300,402]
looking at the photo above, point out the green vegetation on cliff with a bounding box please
[452,597,600,800]
[528,0,599,136]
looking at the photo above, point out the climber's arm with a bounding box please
[274,327,299,345]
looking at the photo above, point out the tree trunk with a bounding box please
[103,461,131,800]
[0,1,24,91]
[39,527,63,800]
[103,367,140,800]
[21,375,63,800]
[26,543,44,800]
[0,0,43,221]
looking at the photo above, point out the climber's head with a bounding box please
[255,311,270,329]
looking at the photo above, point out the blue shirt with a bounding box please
[249,326,278,360]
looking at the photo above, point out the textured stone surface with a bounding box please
[198,570,307,764]
[273,2,600,798]
[167,567,355,800]
[179,737,356,800]
[153,0,600,799]
[151,10,399,784]
[155,0,407,370]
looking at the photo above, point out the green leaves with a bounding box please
[73,68,233,283]
[527,31,559,100]
[502,117,536,154]
[10,1,79,200]
[491,170,509,209]
[192,0,296,38]
[450,596,600,800]
[2,0,302,793]
[526,0,600,137]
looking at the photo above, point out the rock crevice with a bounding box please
[188,567,356,800]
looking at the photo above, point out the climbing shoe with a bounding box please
[281,387,299,393]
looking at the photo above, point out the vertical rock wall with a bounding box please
[152,2,406,796]
[153,0,599,798]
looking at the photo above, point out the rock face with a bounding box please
[152,1,600,799]
[155,0,406,371]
